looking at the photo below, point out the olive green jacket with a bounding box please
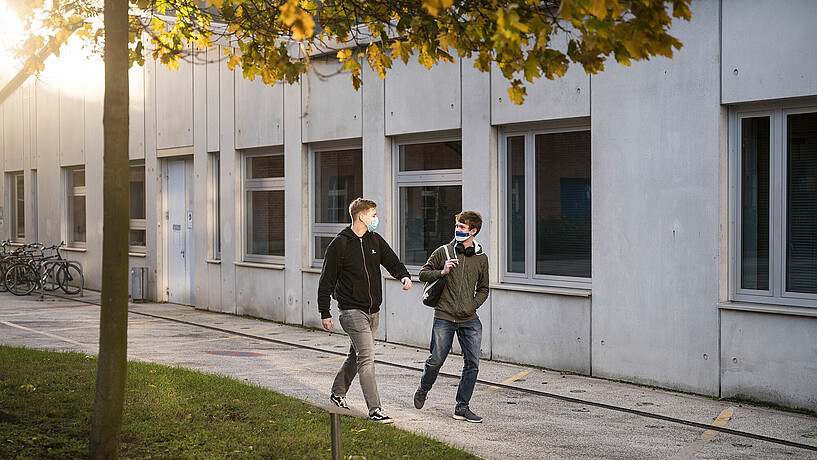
[418,240,489,323]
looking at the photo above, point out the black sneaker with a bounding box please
[329,394,349,409]
[414,386,429,409]
[369,408,394,424]
[453,406,483,423]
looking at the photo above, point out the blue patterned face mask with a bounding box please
[365,216,379,233]
[454,230,470,242]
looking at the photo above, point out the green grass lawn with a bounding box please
[0,346,478,459]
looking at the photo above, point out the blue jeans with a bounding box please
[419,317,482,411]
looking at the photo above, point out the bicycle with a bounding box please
[4,242,84,296]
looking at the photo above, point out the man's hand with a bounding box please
[401,277,412,290]
[322,317,334,331]
[440,258,458,276]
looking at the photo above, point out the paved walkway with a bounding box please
[1,291,816,459]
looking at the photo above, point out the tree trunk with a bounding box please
[88,0,130,456]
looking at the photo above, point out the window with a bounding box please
[501,125,591,289]
[209,152,221,260]
[243,150,285,263]
[8,172,24,241]
[30,170,37,242]
[733,107,817,306]
[396,139,462,267]
[129,163,146,252]
[311,146,362,265]
[66,167,86,246]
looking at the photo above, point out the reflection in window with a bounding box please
[9,173,24,241]
[740,117,770,291]
[129,164,147,250]
[66,168,86,245]
[786,112,817,294]
[244,152,285,262]
[312,148,363,264]
[397,139,463,267]
[535,131,591,279]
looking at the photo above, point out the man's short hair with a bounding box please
[456,210,483,235]
[349,198,377,221]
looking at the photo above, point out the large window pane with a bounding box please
[400,185,462,266]
[507,136,525,273]
[315,149,362,223]
[314,236,335,261]
[247,155,284,179]
[130,166,146,220]
[787,112,817,294]
[399,141,462,171]
[740,117,770,291]
[247,190,285,257]
[129,230,147,247]
[535,131,591,278]
[14,175,24,239]
[70,195,86,243]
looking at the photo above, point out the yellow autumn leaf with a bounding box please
[421,0,453,17]
[227,54,241,70]
[280,0,315,41]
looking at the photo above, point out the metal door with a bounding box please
[166,159,194,305]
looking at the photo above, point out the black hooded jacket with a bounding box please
[317,227,410,319]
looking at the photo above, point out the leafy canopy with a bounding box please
[6,0,691,104]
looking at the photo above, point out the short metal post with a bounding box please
[330,412,342,460]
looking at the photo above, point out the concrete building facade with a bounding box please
[1,0,815,411]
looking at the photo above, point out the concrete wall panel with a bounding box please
[3,87,24,171]
[302,61,362,143]
[58,61,85,166]
[385,60,460,136]
[234,74,284,149]
[590,0,721,394]
[129,64,146,160]
[722,0,817,104]
[381,278,425,344]
[156,56,194,149]
[491,290,591,373]
[35,78,61,243]
[301,271,325,329]
[206,47,221,153]
[491,65,589,125]
[235,266,285,321]
[721,311,817,412]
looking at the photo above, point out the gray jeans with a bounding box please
[332,309,381,415]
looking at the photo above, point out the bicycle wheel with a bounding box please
[0,261,9,292]
[43,265,60,291]
[5,263,37,296]
[57,263,84,295]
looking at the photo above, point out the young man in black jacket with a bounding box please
[318,198,412,423]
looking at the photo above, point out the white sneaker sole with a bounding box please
[453,414,483,423]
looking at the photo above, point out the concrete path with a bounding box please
[1,291,816,459]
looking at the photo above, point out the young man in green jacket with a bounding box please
[415,210,489,423]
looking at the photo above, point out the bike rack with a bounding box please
[39,260,84,299]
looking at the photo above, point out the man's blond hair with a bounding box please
[349,198,377,221]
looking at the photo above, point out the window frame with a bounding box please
[8,171,25,242]
[499,121,592,290]
[308,140,363,267]
[729,102,817,308]
[64,166,87,248]
[241,148,285,265]
[129,161,147,254]
[393,133,463,272]
[208,152,221,260]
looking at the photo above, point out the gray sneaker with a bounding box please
[453,406,483,423]
[413,386,429,409]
